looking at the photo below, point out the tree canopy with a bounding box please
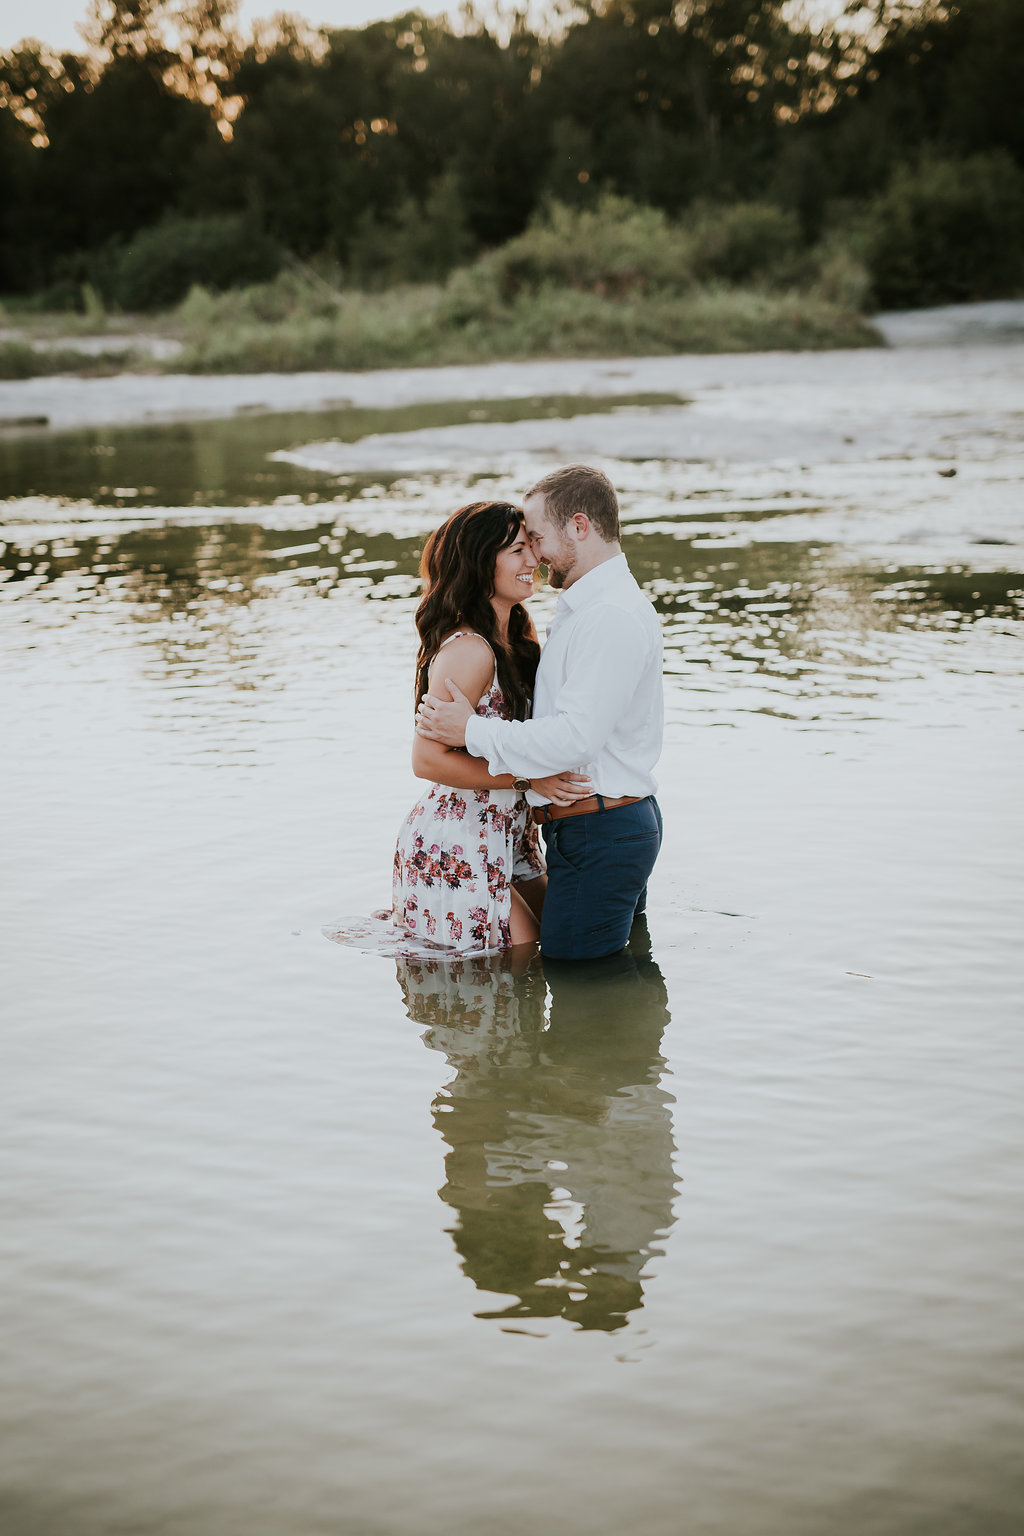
[1,1,1020,304]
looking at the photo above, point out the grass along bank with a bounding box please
[0,280,878,380]
[174,280,877,374]
[0,198,881,379]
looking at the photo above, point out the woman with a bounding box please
[392,499,589,953]
[326,500,589,958]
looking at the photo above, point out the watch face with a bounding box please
[513,777,530,792]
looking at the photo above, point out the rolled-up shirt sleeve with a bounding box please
[464,604,652,777]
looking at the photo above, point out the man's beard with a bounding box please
[545,538,577,589]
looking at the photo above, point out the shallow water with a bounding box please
[2,360,1023,1536]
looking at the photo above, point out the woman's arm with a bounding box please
[413,736,594,801]
[412,733,516,789]
[412,636,591,800]
[413,636,504,787]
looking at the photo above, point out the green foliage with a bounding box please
[453,197,815,305]
[177,282,445,372]
[176,264,344,328]
[171,260,877,376]
[347,172,476,288]
[687,203,807,287]
[864,151,1024,308]
[10,279,84,314]
[103,215,284,310]
[0,340,139,378]
[542,119,599,208]
[23,54,217,280]
[80,282,106,322]
[0,340,50,378]
[812,0,1024,207]
[477,197,694,300]
[438,263,506,328]
[436,282,877,362]
[2,0,1022,313]
[810,239,872,313]
[535,0,807,209]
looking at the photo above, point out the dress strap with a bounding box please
[436,629,495,658]
[432,631,498,692]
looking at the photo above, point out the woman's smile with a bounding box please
[493,536,539,604]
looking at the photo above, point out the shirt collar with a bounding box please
[559,552,630,611]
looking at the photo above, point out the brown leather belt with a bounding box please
[532,794,646,825]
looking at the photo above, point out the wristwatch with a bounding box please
[512,776,531,793]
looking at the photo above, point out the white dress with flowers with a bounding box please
[324,633,544,958]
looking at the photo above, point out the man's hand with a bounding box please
[416,678,474,747]
[533,772,594,805]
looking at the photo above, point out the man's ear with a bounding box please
[572,512,590,539]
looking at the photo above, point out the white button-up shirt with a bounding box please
[464,553,663,805]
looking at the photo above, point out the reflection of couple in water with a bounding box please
[396,930,677,1332]
[327,461,664,962]
[326,465,675,1327]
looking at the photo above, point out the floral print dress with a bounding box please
[324,633,544,958]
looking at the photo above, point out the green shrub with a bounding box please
[464,283,877,358]
[0,340,43,378]
[174,275,878,374]
[177,262,345,329]
[471,197,813,300]
[177,283,447,372]
[688,202,807,286]
[481,196,695,300]
[0,340,139,378]
[13,278,84,314]
[864,152,1024,309]
[80,282,106,323]
[347,172,476,289]
[105,215,285,311]
[811,237,872,312]
[438,263,505,327]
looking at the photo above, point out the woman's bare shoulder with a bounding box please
[427,631,495,697]
[436,629,495,655]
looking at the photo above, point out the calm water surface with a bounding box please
[1,361,1022,1536]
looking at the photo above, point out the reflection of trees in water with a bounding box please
[5,478,1015,729]
[395,929,678,1333]
[0,414,412,508]
[0,517,418,682]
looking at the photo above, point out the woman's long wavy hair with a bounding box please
[414,501,540,721]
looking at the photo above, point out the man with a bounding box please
[416,463,664,961]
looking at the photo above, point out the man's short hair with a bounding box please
[525,464,620,542]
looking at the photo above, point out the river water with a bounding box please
[1,343,1022,1535]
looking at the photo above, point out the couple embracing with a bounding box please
[353,463,664,962]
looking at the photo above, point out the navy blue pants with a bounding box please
[539,797,663,960]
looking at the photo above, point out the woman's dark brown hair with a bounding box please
[414,501,540,721]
